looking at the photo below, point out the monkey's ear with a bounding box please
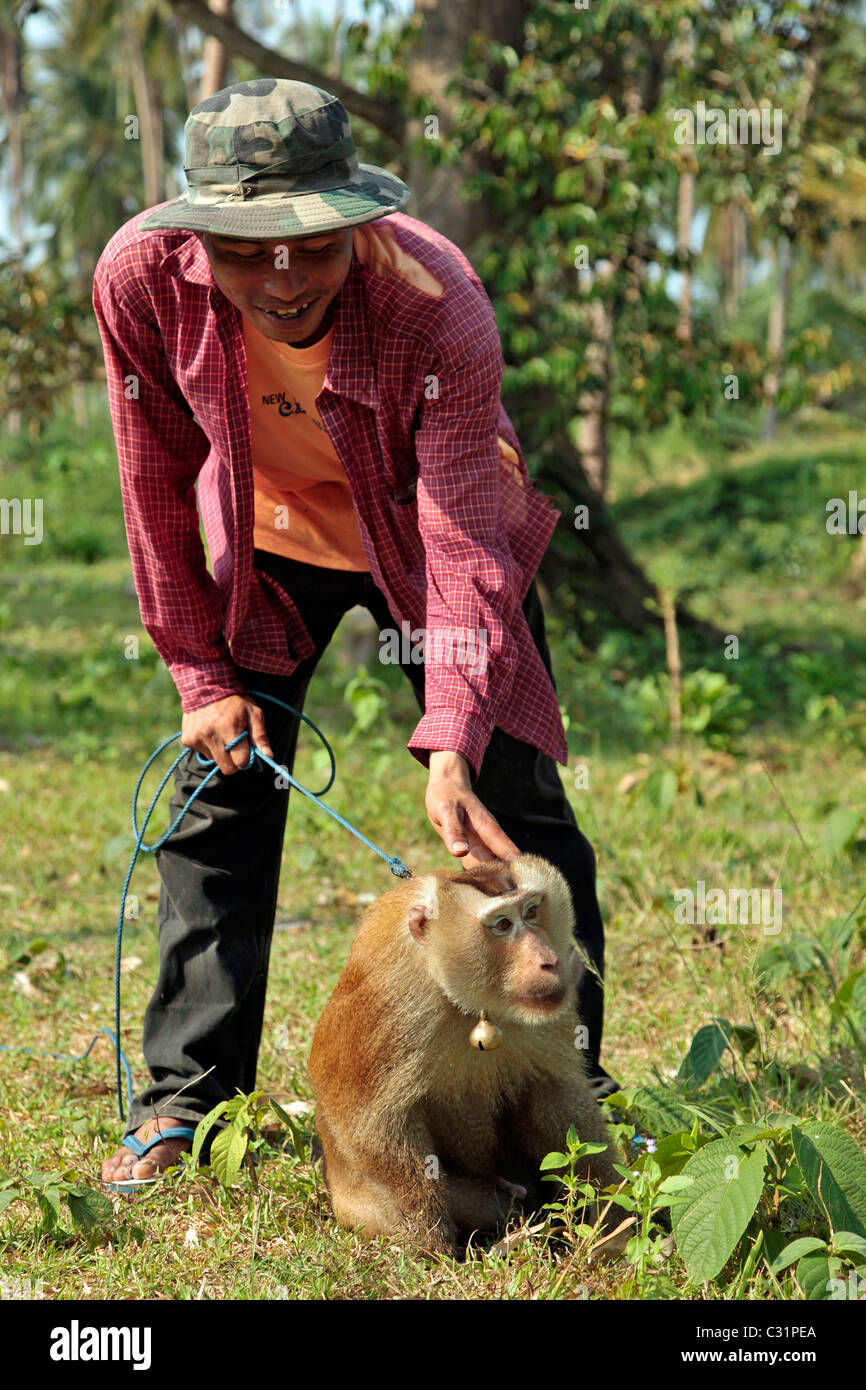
[407,904,429,942]
[407,879,440,942]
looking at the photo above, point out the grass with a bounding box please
[1,399,865,1299]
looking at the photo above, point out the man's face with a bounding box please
[200,227,354,347]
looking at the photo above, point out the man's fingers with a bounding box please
[440,810,470,855]
[246,704,274,761]
[462,800,521,862]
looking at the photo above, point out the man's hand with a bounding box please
[426,750,520,867]
[181,694,275,776]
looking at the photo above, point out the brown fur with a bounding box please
[308,854,621,1254]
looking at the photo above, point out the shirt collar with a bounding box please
[160,231,378,409]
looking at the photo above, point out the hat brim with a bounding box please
[139,164,410,238]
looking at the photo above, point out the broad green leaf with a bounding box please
[678,1019,731,1086]
[659,1175,695,1193]
[36,1186,63,1230]
[792,1124,866,1237]
[66,1188,113,1231]
[769,1236,828,1273]
[646,767,677,810]
[540,1152,568,1170]
[191,1101,230,1169]
[269,1100,307,1163]
[796,1251,836,1300]
[831,1231,866,1259]
[631,1086,694,1136]
[730,1024,759,1055]
[671,1140,767,1284]
[831,968,866,1021]
[210,1121,248,1188]
[729,1123,788,1144]
[818,807,861,859]
[0,1188,21,1213]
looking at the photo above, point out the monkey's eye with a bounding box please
[524,902,539,921]
[487,916,513,935]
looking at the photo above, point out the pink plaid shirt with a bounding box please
[92,206,568,776]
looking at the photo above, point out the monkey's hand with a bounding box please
[426,751,521,867]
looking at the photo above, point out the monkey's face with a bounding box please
[409,856,578,1028]
[473,888,573,1024]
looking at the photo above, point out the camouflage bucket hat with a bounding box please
[140,77,411,238]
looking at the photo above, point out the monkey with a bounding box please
[308,854,622,1256]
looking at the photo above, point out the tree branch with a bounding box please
[175,0,406,141]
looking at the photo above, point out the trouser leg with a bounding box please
[125,556,365,1134]
[360,573,609,1076]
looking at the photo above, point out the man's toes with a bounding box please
[130,1158,158,1181]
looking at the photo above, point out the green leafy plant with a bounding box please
[539,1123,624,1245]
[342,667,388,742]
[0,1168,112,1237]
[187,1090,315,1259]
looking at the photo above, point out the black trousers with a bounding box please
[125,553,609,1134]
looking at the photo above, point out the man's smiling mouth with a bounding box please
[259,299,316,321]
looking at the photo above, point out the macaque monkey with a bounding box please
[309,854,621,1255]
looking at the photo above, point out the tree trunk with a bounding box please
[761,10,824,439]
[1,18,25,439]
[123,0,165,206]
[405,0,525,256]
[761,232,792,440]
[720,202,747,322]
[576,284,614,498]
[676,167,695,343]
[199,0,233,101]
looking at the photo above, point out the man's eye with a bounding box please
[229,251,262,260]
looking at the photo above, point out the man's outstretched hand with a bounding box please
[181,694,275,776]
[426,750,520,868]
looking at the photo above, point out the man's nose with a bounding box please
[257,267,303,301]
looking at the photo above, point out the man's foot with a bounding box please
[101,1117,195,1187]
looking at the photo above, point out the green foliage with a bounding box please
[539,1123,617,1242]
[623,668,752,747]
[0,1168,112,1238]
[594,1014,866,1295]
[189,1090,309,1193]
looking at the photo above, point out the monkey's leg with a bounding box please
[508,1081,623,1212]
[323,1130,459,1255]
[446,1175,527,1235]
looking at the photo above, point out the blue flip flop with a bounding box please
[102,1125,198,1196]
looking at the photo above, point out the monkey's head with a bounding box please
[406,854,579,1027]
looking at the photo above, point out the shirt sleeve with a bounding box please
[406,328,524,780]
[92,255,247,712]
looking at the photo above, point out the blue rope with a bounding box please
[0,1029,134,1112]
[5,690,412,1125]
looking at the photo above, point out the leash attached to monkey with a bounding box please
[0,689,412,1121]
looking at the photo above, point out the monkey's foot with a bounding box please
[101,1118,196,1194]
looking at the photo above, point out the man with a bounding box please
[94,78,618,1190]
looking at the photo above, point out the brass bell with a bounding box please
[469,1010,503,1051]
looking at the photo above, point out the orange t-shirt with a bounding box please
[245,315,369,570]
[246,222,447,571]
